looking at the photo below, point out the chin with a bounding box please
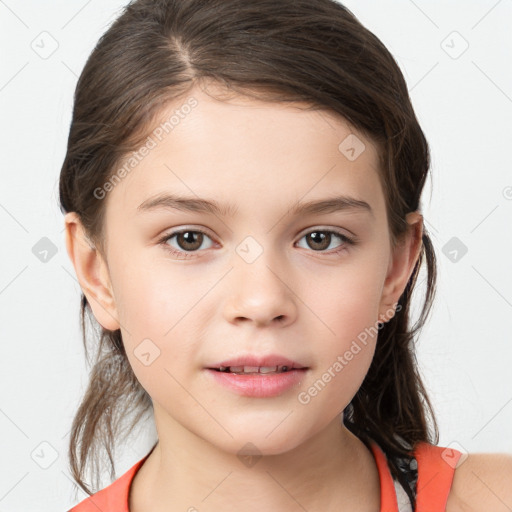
[207,425,309,459]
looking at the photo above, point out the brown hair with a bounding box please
[59,0,439,503]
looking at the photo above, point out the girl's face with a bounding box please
[67,84,421,456]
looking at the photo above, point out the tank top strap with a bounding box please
[368,440,400,511]
[366,437,462,512]
[414,442,463,512]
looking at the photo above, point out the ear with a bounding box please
[64,212,120,331]
[378,211,423,323]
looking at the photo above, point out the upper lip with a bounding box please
[206,354,308,370]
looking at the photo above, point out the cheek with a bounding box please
[301,261,384,391]
[112,252,197,336]
[109,258,204,385]
[306,261,385,343]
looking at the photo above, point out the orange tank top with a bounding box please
[68,441,462,511]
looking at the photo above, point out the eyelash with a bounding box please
[157,228,356,259]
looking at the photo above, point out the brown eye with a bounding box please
[159,229,215,258]
[305,231,331,251]
[175,231,204,251]
[297,229,353,253]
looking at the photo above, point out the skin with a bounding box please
[447,453,512,512]
[65,82,425,511]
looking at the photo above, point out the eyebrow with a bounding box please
[137,193,373,218]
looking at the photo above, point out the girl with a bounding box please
[61,1,512,511]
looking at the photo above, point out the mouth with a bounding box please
[204,359,309,397]
[209,365,305,375]
[205,354,309,376]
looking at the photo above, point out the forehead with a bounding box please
[104,85,385,225]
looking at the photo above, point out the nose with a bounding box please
[222,250,298,328]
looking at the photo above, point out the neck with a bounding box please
[130,410,381,512]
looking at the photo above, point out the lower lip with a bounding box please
[205,368,308,397]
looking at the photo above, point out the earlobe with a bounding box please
[64,212,121,331]
[378,211,424,323]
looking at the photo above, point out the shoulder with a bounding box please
[446,451,512,512]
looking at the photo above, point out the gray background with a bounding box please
[1,0,511,510]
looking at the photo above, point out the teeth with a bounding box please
[219,365,291,374]
[243,366,260,373]
[259,366,278,374]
